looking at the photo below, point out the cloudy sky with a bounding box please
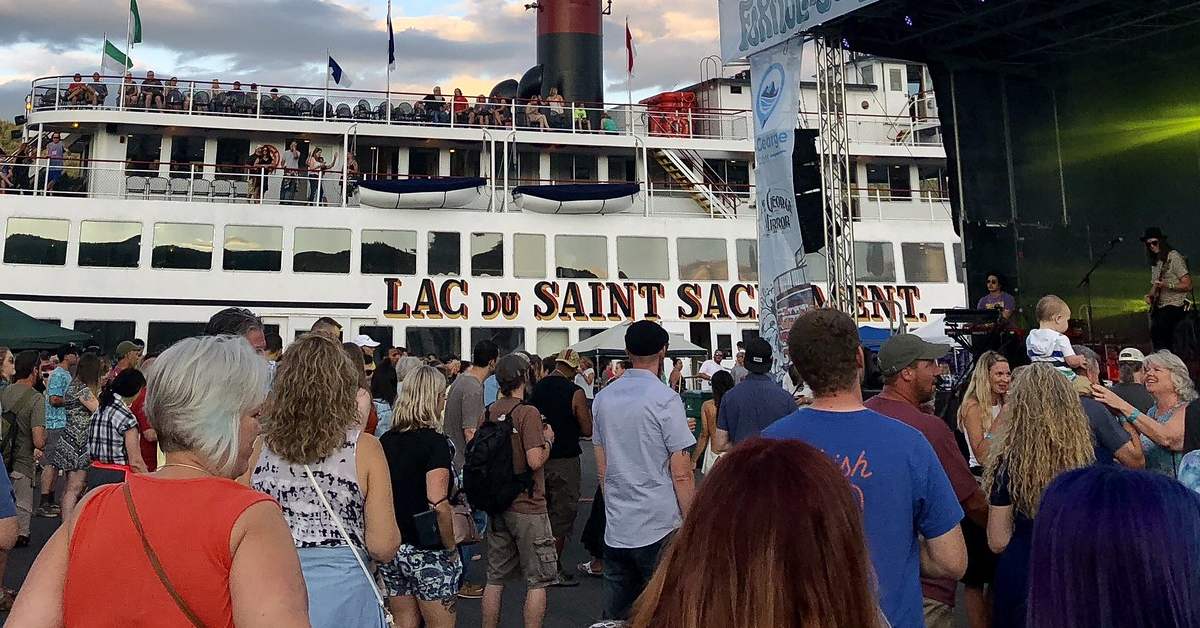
[0,0,727,118]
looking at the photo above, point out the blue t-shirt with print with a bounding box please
[44,366,72,430]
[763,407,964,628]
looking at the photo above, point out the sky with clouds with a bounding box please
[0,0,728,118]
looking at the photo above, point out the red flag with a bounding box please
[625,18,636,76]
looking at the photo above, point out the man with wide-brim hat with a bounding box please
[1141,226,1192,351]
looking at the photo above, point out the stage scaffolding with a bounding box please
[815,34,856,318]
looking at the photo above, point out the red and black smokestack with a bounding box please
[537,0,603,106]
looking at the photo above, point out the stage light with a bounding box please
[905,15,914,27]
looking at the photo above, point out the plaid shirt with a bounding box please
[88,398,138,465]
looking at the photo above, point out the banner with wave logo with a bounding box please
[751,40,813,385]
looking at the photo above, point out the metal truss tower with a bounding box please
[814,34,856,318]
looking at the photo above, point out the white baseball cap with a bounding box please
[351,334,380,348]
[1117,347,1145,363]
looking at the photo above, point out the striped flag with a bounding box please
[102,39,133,75]
[625,18,637,76]
[130,0,143,44]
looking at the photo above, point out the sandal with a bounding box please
[576,560,603,577]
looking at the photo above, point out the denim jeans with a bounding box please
[601,531,674,620]
[280,176,297,203]
[458,508,489,586]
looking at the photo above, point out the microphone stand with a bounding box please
[1077,238,1122,342]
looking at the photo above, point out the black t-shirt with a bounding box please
[530,374,583,459]
[379,427,454,548]
[1108,383,1155,414]
[1185,401,1200,452]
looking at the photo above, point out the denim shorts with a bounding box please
[378,544,462,601]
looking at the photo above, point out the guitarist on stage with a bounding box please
[1142,227,1191,351]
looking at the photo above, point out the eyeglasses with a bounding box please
[1146,240,1160,246]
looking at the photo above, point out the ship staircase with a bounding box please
[653,147,738,219]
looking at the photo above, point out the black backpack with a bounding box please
[462,402,534,515]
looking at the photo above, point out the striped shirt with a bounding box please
[88,398,138,465]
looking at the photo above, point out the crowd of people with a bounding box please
[45,71,625,133]
[0,299,1196,627]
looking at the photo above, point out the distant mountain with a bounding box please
[294,251,350,273]
[152,245,212,270]
[361,242,416,274]
[3,234,67,265]
[224,249,283,272]
[79,236,140,267]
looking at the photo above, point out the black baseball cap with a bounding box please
[625,320,669,357]
[744,337,773,374]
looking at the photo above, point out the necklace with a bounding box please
[158,462,213,476]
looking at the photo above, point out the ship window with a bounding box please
[855,242,896,283]
[215,138,251,176]
[169,136,205,170]
[147,322,207,354]
[608,155,636,182]
[677,238,729,281]
[357,326,394,350]
[918,165,946,200]
[428,231,461,276]
[514,233,546,278]
[293,228,350,274]
[79,221,141,268]
[866,164,889,199]
[471,233,504,277]
[861,65,874,86]
[406,327,461,362]
[152,223,213,270]
[536,329,569,357]
[616,237,668,280]
[579,328,605,342]
[4,217,68,265]
[518,151,541,184]
[550,154,597,182]
[74,321,136,357]
[409,148,439,177]
[555,235,607,279]
[361,229,417,275]
[735,239,758,281]
[223,225,282,272]
[450,149,480,177]
[125,134,162,173]
[901,242,948,283]
[889,67,904,92]
[804,248,828,282]
[889,165,911,197]
[471,327,525,356]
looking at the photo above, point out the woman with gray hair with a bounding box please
[1092,350,1198,477]
[8,335,310,627]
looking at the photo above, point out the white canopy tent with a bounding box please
[567,320,710,359]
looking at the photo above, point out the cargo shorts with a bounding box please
[486,510,559,589]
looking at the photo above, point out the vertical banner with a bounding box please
[751,39,814,385]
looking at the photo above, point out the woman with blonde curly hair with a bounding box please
[247,333,401,628]
[985,363,1095,628]
[1092,350,1197,477]
[378,366,461,628]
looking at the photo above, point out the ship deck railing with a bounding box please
[2,156,952,222]
[27,75,945,149]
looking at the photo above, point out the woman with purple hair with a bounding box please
[1028,465,1200,628]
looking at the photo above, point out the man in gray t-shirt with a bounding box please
[593,321,696,620]
[279,141,301,204]
[445,341,497,471]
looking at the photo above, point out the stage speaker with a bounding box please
[792,129,825,255]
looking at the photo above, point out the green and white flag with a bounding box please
[101,39,133,75]
[130,0,142,44]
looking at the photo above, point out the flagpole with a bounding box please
[100,32,106,76]
[386,0,393,123]
[120,3,133,109]
[324,48,331,121]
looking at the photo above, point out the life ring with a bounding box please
[257,144,280,173]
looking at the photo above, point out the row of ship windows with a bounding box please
[65,320,596,364]
[3,218,956,284]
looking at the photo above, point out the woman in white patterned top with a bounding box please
[246,333,400,628]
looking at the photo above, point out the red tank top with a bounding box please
[64,473,275,627]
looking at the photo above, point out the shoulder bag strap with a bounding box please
[123,483,206,628]
[302,465,391,618]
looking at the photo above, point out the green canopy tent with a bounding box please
[0,302,91,350]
